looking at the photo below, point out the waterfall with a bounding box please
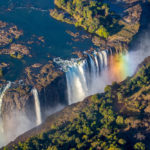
[32,88,42,125]
[54,50,109,104]
[0,81,11,135]
[98,52,104,70]
[101,51,108,67]
[0,81,11,116]
[66,60,88,104]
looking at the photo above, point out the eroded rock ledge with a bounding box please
[0,21,30,59]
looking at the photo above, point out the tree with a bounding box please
[116,116,124,125]
[134,142,145,150]
[96,25,109,39]
[118,139,126,145]
[104,85,111,93]
[47,146,58,150]
[117,92,123,102]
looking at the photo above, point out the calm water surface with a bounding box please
[0,0,94,80]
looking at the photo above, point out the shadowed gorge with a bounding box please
[3,56,150,150]
[0,0,150,149]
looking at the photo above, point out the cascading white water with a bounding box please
[0,81,11,137]
[66,60,88,104]
[32,88,42,125]
[101,51,108,67]
[93,52,99,76]
[98,52,104,70]
[0,81,11,116]
[54,50,109,104]
[86,50,108,95]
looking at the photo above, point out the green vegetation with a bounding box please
[5,58,150,150]
[7,93,122,150]
[9,39,13,43]
[0,68,3,77]
[50,0,122,39]
[10,53,23,59]
[134,142,145,150]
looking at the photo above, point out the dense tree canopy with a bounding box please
[5,58,150,150]
[50,0,121,39]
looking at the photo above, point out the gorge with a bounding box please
[0,0,150,149]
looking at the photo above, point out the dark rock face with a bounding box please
[5,96,91,148]
[1,83,32,121]
[39,74,68,120]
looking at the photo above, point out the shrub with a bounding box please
[96,25,109,39]
[117,92,123,102]
[104,85,111,93]
[118,139,126,145]
[0,69,3,77]
[134,142,145,150]
[116,116,124,125]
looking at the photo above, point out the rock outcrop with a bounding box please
[0,21,22,47]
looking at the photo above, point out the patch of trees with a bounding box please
[5,62,150,150]
[50,0,122,39]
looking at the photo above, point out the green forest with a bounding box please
[5,57,150,150]
[50,0,122,39]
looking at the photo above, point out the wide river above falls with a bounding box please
[0,0,94,81]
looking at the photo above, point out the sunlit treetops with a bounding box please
[51,0,121,39]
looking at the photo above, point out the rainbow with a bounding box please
[108,53,130,82]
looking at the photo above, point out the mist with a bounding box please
[123,27,150,77]
[0,111,35,147]
[0,25,150,150]
[45,104,65,117]
[104,27,150,87]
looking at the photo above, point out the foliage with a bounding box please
[0,68,3,77]
[5,59,150,150]
[118,139,126,145]
[134,142,145,150]
[50,0,121,39]
[116,116,124,125]
[96,25,109,39]
[10,53,23,59]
